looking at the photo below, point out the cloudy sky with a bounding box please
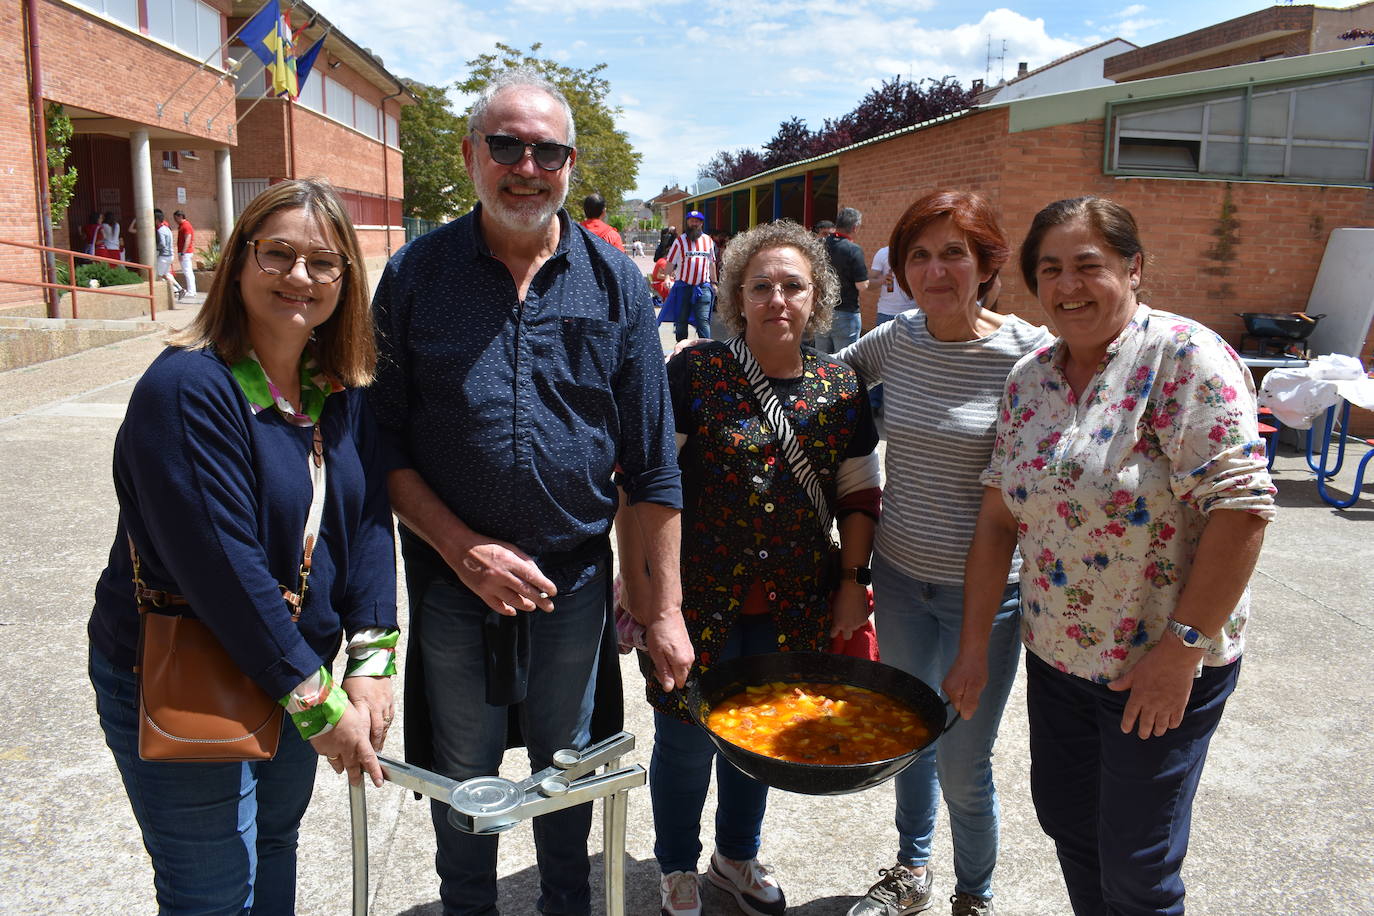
[308,0,1329,199]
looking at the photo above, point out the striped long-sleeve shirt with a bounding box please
[666,233,715,286]
[837,310,1053,585]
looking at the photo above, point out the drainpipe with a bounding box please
[23,0,59,318]
[380,80,406,258]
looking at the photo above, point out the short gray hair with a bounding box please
[467,67,576,146]
[835,207,861,232]
[716,220,839,336]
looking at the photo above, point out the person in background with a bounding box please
[81,211,101,258]
[619,218,879,916]
[95,211,121,261]
[89,177,398,914]
[368,68,692,916]
[864,242,917,417]
[946,196,1276,916]
[839,190,1053,916]
[651,255,673,303]
[633,239,646,257]
[816,207,868,354]
[174,209,197,297]
[153,209,185,301]
[580,192,625,251]
[662,210,717,341]
[813,219,836,239]
[654,226,678,262]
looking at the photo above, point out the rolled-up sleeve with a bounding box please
[1159,330,1277,520]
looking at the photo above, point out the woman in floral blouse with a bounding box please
[945,197,1276,916]
[618,220,880,916]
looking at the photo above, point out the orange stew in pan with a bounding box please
[706,681,928,765]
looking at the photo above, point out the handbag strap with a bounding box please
[130,423,327,622]
[725,336,833,533]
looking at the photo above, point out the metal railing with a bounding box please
[0,239,156,321]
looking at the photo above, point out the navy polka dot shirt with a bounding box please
[369,206,682,575]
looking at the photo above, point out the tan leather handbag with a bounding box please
[134,425,324,762]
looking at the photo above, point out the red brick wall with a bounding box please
[151,153,222,260]
[1105,6,1315,80]
[1,3,42,307]
[828,110,1374,364]
[38,0,236,145]
[233,101,291,181]
[1130,35,1313,81]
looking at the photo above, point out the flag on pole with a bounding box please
[238,1,297,98]
[295,34,327,95]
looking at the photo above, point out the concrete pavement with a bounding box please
[1,307,1371,914]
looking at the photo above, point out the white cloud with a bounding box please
[1116,4,1148,17]
[1115,17,1166,38]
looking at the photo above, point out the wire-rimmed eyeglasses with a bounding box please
[245,239,349,284]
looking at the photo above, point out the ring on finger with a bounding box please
[327,755,340,761]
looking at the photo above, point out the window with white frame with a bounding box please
[325,76,355,129]
[71,0,140,29]
[355,97,380,140]
[297,70,324,112]
[1111,73,1374,184]
[141,0,222,60]
[385,112,399,148]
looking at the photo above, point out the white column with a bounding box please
[130,129,155,268]
[216,148,234,241]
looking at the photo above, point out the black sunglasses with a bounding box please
[478,132,574,171]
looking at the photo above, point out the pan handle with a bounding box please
[939,699,960,736]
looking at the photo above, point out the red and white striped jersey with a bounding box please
[667,233,716,286]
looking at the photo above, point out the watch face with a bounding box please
[855,566,872,586]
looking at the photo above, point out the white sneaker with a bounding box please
[706,852,786,916]
[848,863,934,915]
[660,870,701,916]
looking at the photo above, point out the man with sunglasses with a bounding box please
[369,68,692,916]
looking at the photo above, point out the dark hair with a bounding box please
[154,208,164,222]
[583,193,606,220]
[171,178,376,386]
[1020,197,1143,294]
[173,210,185,220]
[101,211,114,225]
[888,190,1009,300]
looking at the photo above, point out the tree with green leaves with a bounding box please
[45,103,77,229]
[399,79,470,221]
[456,43,640,214]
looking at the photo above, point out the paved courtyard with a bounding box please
[0,301,1370,914]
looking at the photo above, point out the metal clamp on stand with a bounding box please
[348,730,644,916]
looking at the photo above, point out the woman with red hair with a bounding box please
[838,190,1052,916]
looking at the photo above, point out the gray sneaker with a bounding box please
[949,891,993,915]
[847,864,934,915]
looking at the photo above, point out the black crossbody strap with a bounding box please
[725,336,833,533]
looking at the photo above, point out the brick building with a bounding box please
[1104,1,1374,82]
[4,0,409,314]
[679,44,1374,360]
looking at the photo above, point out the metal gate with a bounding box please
[232,179,270,218]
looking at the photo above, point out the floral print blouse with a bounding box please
[982,305,1277,683]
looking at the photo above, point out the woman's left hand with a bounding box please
[342,676,395,751]
[310,701,384,787]
[829,580,872,641]
[1107,640,1200,739]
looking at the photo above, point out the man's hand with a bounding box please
[1107,638,1200,739]
[828,580,871,641]
[643,614,694,692]
[446,537,557,616]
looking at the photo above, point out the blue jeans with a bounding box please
[814,309,862,354]
[90,643,318,915]
[671,282,714,341]
[872,551,1022,899]
[421,569,606,916]
[650,615,777,873]
[1026,652,1239,916]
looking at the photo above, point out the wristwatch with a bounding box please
[840,565,872,586]
[1165,618,1218,652]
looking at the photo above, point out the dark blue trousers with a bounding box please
[1026,651,1240,916]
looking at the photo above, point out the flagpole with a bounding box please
[156,0,302,120]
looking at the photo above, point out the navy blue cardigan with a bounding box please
[89,347,397,699]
